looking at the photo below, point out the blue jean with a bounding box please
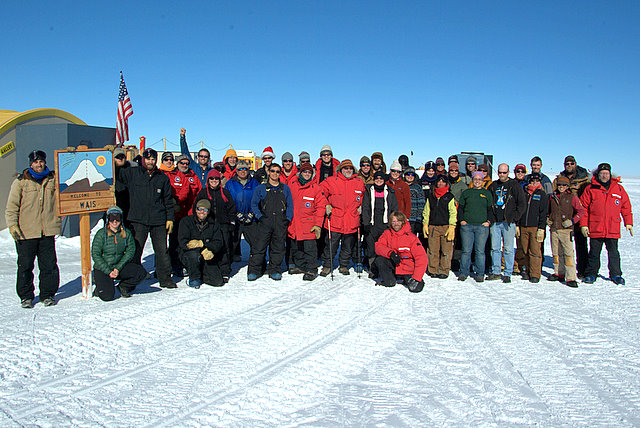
[460,224,490,277]
[490,222,517,276]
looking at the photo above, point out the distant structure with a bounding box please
[0,108,115,233]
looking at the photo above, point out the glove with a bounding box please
[103,144,115,152]
[422,223,429,238]
[166,221,174,234]
[536,228,545,243]
[627,225,634,236]
[310,225,321,240]
[581,226,589,237]
[546,218,553,227]
[406,277,425,293]
[561,219,573,228]
[389,251,401,265]
[201,248,214,261]
[445,225,456,241]
[246,212,255,223]
[515,226,521,238]
[236,212,246,223]
[65,146,76,152]
[325,205,332,217]
[187,239,204,249]
[9,224,25,241]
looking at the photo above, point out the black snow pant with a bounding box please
[373,256,411,287]
[231,222,258,261]
[292,239,318,274]
[93,262,147,301]
[322,231,356,269]
[248,217,287,275]
[15,236,59,302]
[364,224,387,268]
[180,249,224,286]
[168,216,184,272]
[585,237,622,278]
[130,222,173,286]
[218,223,233,277]
[574,223,589,277]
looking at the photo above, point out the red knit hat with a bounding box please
[299,162,314,173]
[207,169,221,180]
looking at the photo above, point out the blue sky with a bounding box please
[4,1,639,175]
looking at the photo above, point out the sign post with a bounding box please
[55,147,116,298]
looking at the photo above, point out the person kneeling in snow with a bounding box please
[373,211,427,292]
[178,199,225,288]
[91,206,147,301]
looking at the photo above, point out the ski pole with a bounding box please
[328,215,334,281]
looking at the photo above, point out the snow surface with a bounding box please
[1,178,639,427]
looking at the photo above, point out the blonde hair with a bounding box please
[388,211,407,228]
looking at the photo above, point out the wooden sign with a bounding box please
[54,148,115,216]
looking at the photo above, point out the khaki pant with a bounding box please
[428,225,453,275]
[520,226,542,279]
[551,229,577,281]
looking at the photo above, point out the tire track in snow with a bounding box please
[4,278,355,422]
[474,281,640,426]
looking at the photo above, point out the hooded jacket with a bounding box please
[375,222,428,281]
[579,175,633,239]
[548,189,585,232]
[225,174,260,216]
[6,169,61,239]
[320,170,365,234]
[288,176,327,240]
[518,185,548,229]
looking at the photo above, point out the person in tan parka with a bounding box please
[5,150,61,308]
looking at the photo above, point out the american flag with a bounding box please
[116,72,133,146]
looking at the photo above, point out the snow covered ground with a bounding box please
[1,178,639,427]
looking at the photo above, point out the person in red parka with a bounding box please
[374,211,427,292]
[386,159,411,218]
[319,159,365,276]
[159,152,191,276]
[222,148,238,182]
[280,152,299,187]
[580,163,633,285]
[288,162,327,281]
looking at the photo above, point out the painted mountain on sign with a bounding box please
[60,159,112,193]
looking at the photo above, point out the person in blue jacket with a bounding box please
[225,159,260,262]
[179,127,212,187]
[247,163,294,281]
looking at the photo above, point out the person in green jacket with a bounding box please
[457,172,495,282]
[91,206,147,301]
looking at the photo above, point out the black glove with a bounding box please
[389,251,401,265]
[236,212,246,223]
[406,277,425,293]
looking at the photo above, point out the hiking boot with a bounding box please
[288,266,304,275]
[530,277,540,284]
[437,273,448,279]
[520,271,530,280]
[42,297,56,307]
[457,275,467,282]
[319,267,331,277]
[475,275,484,283]
[502,276,511,284]
[160,281,177,289]
[612,276,625,285]
[303,272,316,281]
[486,273,501,281]
[547,274,564,282]
[566,281,578,288]
[118,285,132,297]
[270,272,282,281]
[247,273,259,281]
[187,278,202,289]
[21,299,33,309]
[582,275,596,284]
[338,267,350,275]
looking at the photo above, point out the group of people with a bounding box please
[5,133,634,307]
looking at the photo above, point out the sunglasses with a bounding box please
[436,162,445,166]
[196,207,209,212]
[449,169,459,172]
[360,163,371,167]
[270,169,281,173]
[263,156,274,160]
[208,177,221,181]
[198,154,209,158]
[466,162,476,166]
[282,159,293,163]
[390,169,401,173]
[115,154,126,160]
[515,169,525,173]
[321,153,332,156]
[108,215,122,222]
[405,172,416,176]
[178,161,190,166]
[237,167,249,171]
[163,158,174,162]
[565,161,575,165]
[497,171,508,174]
